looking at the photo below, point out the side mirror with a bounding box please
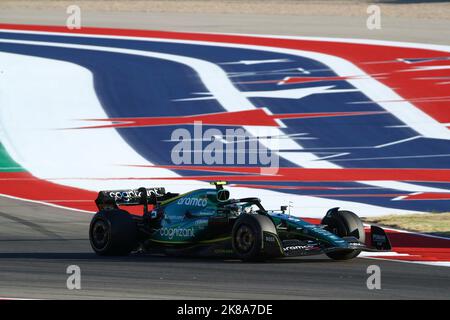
[217,189,230,202]
[280,206,288,213]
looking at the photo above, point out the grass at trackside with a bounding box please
[363,213,450,238]
[0,143,23,172]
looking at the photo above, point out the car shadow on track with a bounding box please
[0,251,337,264]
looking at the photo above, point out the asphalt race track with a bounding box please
[0,196,448,300]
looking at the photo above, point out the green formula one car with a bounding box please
[89,182,391,261]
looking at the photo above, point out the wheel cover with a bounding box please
[235,224,255,253]
[91,219,110,250]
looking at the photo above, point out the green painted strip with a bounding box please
[198,236,231,244]
[148,236,231,245]
[0,143,24,172]
[148,239,192,245]
[159,190,195,206]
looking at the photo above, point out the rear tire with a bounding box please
[321,210,365,260]
[89,209,137,256]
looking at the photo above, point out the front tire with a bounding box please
[321,209,365,260]
[89,209,138,256]
[231,214,280,262]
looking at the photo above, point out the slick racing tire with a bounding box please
[232,214,278,262]
[89,209,138,256]
[321,210,365,260]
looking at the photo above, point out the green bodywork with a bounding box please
[150,189,228,244]
[147,188,351,250]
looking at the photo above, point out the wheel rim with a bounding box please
[235,224,255,253]
[91,219,110,250]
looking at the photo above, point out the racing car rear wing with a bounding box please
[95,187,178,210]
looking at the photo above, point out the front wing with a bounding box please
[280,225,392,257]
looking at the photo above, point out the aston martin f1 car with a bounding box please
[89,182,391,261]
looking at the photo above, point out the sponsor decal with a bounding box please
[166,214,185,222]
[283,245,308,252]
[283,244,321,253]
[264,235,276,243]
[109,188,164,203]
[160,227,194,239]
[350,242,365,247]
[177,197,208,207]
[194,218,209,226]
[213,249,234,254]
[150,210,158,219]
